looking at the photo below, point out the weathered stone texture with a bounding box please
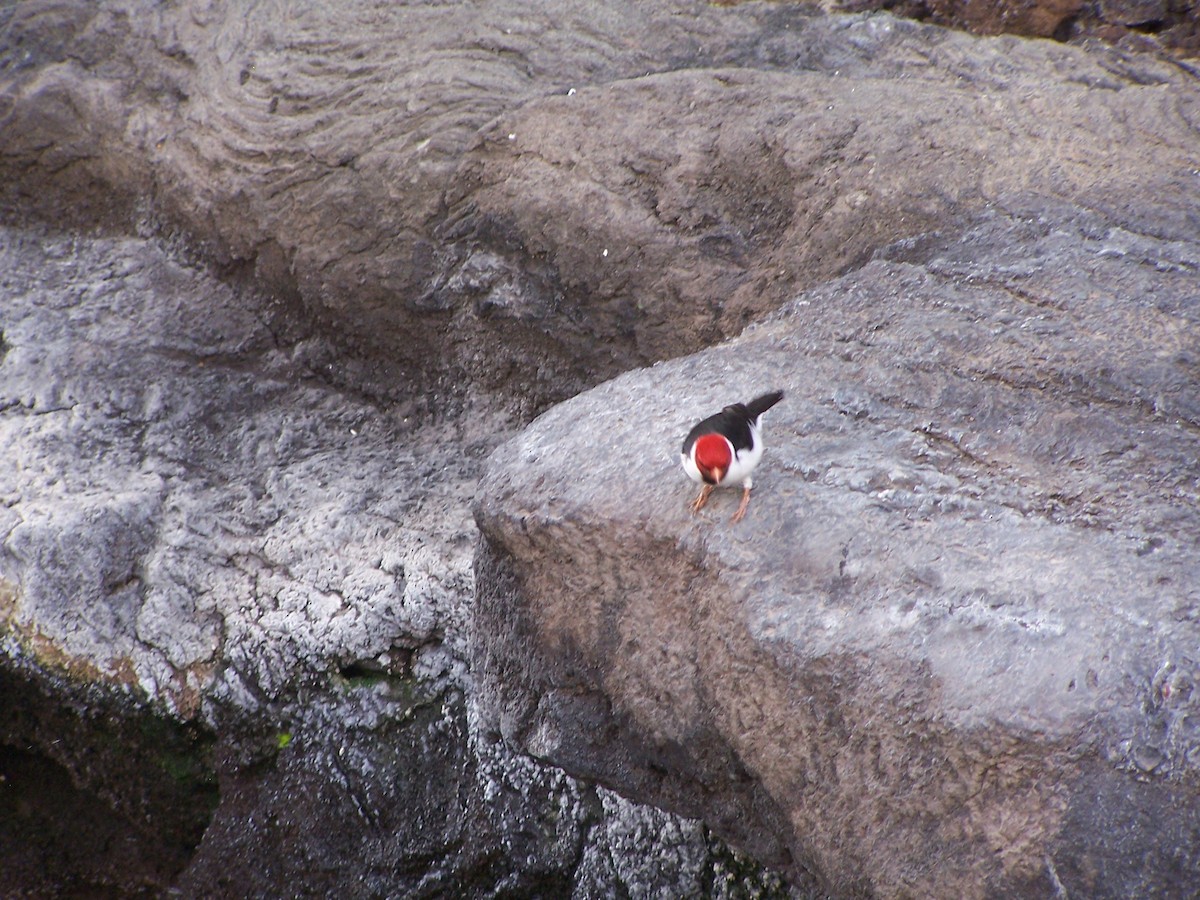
[475,195,1200,896]
[3,0,1199,895]
[841,0,1200,54]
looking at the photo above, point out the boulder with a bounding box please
[0,1,816,892]
[0,0,808,414]
[6,2,1191,415]
[442,11,1198,407]
[0,222,794,896]
[839,0,1200,54]
[473,18,1200,896]
[4,0,1200,894]
[474,200,1200,894]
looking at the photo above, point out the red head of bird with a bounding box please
[693,433,732,485]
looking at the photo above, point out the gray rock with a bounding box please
[0,223,790,895]
[4,0,1200,895]
[5,2,1192,416]
[442,13,1197,406]
[0,0,804,414]
[474,195,1200,897]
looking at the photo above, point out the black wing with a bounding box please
[682,390,782,455]
[744,390,784,420]
[683,407,752,454]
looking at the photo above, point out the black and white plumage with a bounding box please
[680,390,783,522]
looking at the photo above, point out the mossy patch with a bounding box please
[0,656,220,894]
[0,580,17,626]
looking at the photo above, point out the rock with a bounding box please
[474,193,1200,896]
[0,651,217,894]
[469,17,1200,894]
[0,0,800,415]
[4,0,1200,895]
[443,12,1196,403]
[0,222,791,895]
[840,0,1200,55]
[5,2,1192,417]
[0,0,818,891]
[1100,0,1169,25]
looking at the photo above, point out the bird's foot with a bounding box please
[690,484,714,514]
[730,486,751,523]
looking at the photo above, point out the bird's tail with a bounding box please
[745,390,784,419]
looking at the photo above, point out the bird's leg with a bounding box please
[731,483,752,523]
[690,483,715,514]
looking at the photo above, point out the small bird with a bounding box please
[680,390,784,523]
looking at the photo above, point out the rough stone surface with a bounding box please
[0,0,820,416]
[840,0,1200,55]
[443,11,1199,397]
[467,17,1200,896]
[0,225,791,896]
[5,2,1193,417]
[3,0,1200,895]
[475,189,1200,897]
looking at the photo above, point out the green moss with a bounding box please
[332,662,431,711]
[705,826,808,899]
[0,655,221,864]
[0,579,18,626]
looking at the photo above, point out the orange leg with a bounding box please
[730,485,752,523]
[690,483,715,514]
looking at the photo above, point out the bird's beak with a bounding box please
[704,467,725,485]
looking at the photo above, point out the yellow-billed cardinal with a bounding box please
[681,390,784,523]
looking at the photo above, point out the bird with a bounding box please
[680,390,784,523]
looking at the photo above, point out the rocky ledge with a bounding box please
[3,0,1199,895]
[475,193,1200,896]
[473,9,1200,894]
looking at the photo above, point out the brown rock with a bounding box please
[1100,0,1169,24]
[841,0,1200,56]
[4,0,1200,894]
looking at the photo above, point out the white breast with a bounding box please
[724,421,763,486]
